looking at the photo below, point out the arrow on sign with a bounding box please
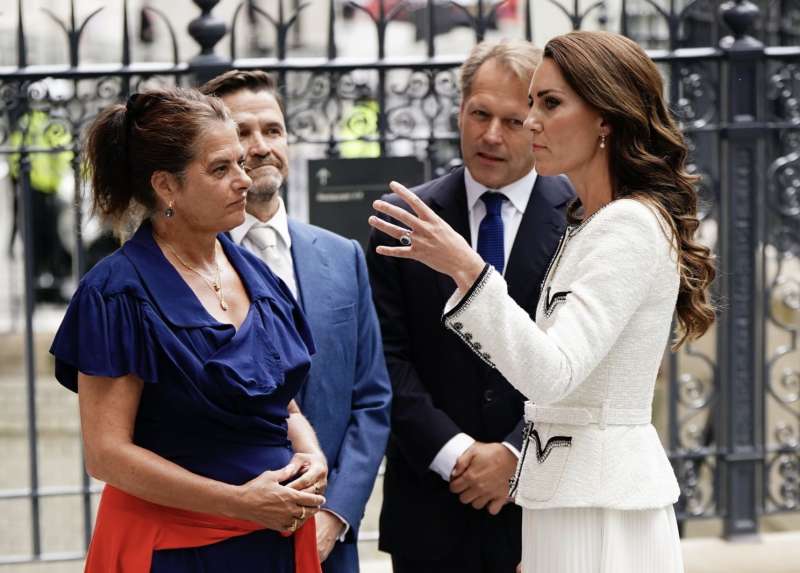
[316,168,331,186]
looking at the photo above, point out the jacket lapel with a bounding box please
[287,221,328,407]
[505,176,569,317]
[289,221,326,311]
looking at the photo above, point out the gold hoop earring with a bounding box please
[600,134,607,149]
[164,201,175,218]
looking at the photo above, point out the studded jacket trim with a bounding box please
[508,421,573,497]
[543,286,572,318]
[442,264,495,368]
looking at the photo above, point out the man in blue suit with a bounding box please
[201,71,392,572]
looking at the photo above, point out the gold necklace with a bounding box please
[156,234,228,311]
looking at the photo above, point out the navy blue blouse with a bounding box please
[50,221,315,571]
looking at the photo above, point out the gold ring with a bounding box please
[289,518,297,533]
[314,484,321,494]
[300,506,307,520]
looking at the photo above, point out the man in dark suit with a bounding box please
[201,71,392,573]
[367,41,574,572]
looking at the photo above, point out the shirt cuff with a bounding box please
[429,433,475,481]
[501,441,521,459]
[321,509,350,542]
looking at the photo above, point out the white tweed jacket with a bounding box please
[443,198,681,510]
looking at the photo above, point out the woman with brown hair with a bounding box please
[369,31,714,572]
[50,87,325,572]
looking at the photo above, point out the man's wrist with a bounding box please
[430,433,475,481]
[500,441,521,459]
[320,509,349,541]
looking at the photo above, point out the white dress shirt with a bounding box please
[230,198,299,300]
[428,168,537,481]
[465,167,538,274]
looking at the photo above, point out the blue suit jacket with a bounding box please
[288,220,392,573]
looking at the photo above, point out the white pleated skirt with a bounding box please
[521,505,684,573]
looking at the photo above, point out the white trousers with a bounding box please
[521,506,684,573]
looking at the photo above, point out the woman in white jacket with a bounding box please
[368,31,715,573]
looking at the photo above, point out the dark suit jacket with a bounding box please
[366,167,573,561]
[287,221,392,573]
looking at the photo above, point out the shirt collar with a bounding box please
[464,167,538,214]
[230,197,292,248]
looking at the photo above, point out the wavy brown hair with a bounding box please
[544,31,715,347]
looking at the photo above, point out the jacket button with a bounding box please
[484,389,494,403]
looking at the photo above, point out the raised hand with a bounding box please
[369,181,486,292]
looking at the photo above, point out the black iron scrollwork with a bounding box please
[675,63,719,128]
[764,52,800,514]
[284,67,460,159]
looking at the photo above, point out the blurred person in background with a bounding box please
[8,108,73,302]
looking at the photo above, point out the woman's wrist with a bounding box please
[217,482,247,520]
[452,255,487,293]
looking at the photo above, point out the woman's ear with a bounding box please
[150,170,178,208]
[599,117,612,137]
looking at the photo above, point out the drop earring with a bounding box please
[164,201,175,218]
[600,134,607,149]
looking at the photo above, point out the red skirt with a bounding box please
[84,485,321,573]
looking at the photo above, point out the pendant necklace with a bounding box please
[156,234,228,311]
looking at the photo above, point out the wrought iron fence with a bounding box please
[0,0,799,566]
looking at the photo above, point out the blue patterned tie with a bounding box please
[477,192,506,274]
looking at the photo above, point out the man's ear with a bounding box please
[150,170,178,208]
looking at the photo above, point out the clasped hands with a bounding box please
[235,452,327,534]
[450,441,517,515]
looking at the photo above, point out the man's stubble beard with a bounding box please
[247,172,284,205]
[244,170,286,222]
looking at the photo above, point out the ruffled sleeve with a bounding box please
[50,284,160,392]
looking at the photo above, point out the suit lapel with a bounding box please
[429,169,471,300]
[289,221,327,310]
[288,221,328,407]
[505,176,568,318]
